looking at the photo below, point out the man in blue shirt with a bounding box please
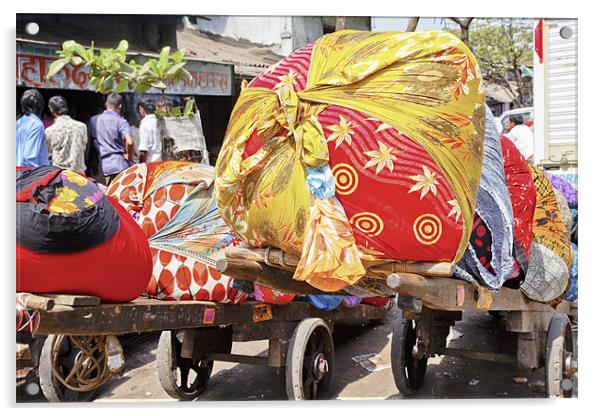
[92,92,134,185]
[17,89,50,167]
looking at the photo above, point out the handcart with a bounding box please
[386,272,577,398]
[218,246,578,399]
[16,290,387,402]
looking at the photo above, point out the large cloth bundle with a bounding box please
[454,107,514,289]
[546,172,578,209]
[500,136,536,276]
[107,162,246,303]
[215,30,486,291]
[16,166,151,302]
[521,165,573,303]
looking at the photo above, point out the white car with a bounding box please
[495,107,533,135]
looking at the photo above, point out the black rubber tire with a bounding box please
[157,330,213,400]
[285,318,335,400]
[390,318,427,396]
[545,314,576,397]
[38,334,102,402]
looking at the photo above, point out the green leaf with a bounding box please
[135,83,152,94]
[71,56,83,66]
[180,68,192,81]
[116,79,127,93]
[159,46,170,68]
[62,40,77,52]
[151,80,167,90]
[47,58,70,78]
[170,107,182,117]
[171,49,185,63]
[101,76,114,92]
[183,98,194,116]
[166,62,187,76]
[73,43,88,59]
[117,40,129,52]
[149,60,162,77]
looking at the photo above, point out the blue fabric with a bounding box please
[454,106,515,289]
[306,165,335,199]
[306,295,344,311]
[566,243,578,301]
[94,110,132,176]
[16,114,49,167]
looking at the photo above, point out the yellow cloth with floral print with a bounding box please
[215,30,485,291]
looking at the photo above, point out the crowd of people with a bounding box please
[16,89,163,185]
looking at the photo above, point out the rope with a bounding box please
[16,293,40,333]
[50,335,111,392]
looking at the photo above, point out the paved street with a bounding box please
[78,307,567,402]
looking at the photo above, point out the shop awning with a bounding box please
[16,38,234,96]
[176,28,283,77]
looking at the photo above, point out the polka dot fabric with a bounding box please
[107,162,247,304]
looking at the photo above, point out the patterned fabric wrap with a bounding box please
[107,162,246,303]
[565,242,578,301]
[454,107,514,289]
[500,136,536,274]
[521,165,573,303]
[546,172,578,209]
[215,30,486,292]
[553,188,573,240]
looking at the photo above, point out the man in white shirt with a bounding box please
[137,99,162,163]
[504,115,534,162]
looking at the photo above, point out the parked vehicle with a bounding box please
[495,106,534,135]
[532,18,577,173]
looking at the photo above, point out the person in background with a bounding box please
[126,112,141,164]
[137,99,162,163]
[94,92,134,185]
[504,114,534,162]
[16,89,50,167]
[45,96,88,174]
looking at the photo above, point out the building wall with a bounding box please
[185,16,371,56]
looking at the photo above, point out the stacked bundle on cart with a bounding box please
[214,29,486,297]
[16,166,151,302]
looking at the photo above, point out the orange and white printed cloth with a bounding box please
[107,162,246,303]
[215,30,486,291]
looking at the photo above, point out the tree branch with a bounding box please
[406,17,420,32]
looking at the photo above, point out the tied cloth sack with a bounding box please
[520,165,573,303]
[500,136,537,280]
[215,30,486,292]
[107,162,246,303]
[16,166,152,302]
[453,107,515,289]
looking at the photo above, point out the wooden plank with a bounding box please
[216,257,347,295]
[387,273,558,312]
[268,338,288,367]
[39,294,101,306]
[17,293,54,311]
[224,246,453,277]
[34,300,239,335]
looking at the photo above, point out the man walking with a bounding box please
[45,96,88,173]
[137,99,162,163]
[94,92,134,184]
[17,89,50,167]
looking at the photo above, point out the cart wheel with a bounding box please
[38,334,106,402]
[157,330,213,400]
[545,314,577,397]
[391,318,428,396]
[286,318,335,400]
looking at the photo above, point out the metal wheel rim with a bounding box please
[301,329,333,399]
